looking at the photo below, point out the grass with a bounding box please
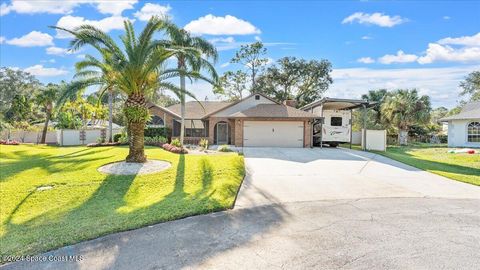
[0,145,245,261]
[350,143,480,186]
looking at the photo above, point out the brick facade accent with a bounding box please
[303,120,312,148]
[234,119,243,147]
[207,117,236,145]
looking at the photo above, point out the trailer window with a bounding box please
[331,117,342,126]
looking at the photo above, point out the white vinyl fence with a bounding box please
[361,129,387,151]
[0,130,57,144]
[351,131,362,145]
[57,128,122,146]
[1,128,121,145]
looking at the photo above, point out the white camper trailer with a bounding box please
[302,97,372,147]
[316,109,351,147]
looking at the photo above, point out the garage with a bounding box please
[243,121,304,147]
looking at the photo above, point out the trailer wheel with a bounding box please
[329,142,339,148]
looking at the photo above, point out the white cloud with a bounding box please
[0,3,12,16]
[357,57,375,64]
[133,3,171,21]
[361,35,372,40]
[328,65,480,108]
[417,43,480,64]
[208,37,241,51]
[6,31,53,47]
[373,32,480,65]
[23,65,68,77]
[184,14,261,35]
[342,12,407,27]
[96,0,137,16]
[443,16,450,20]
[55,15,131,39]
[41,59,56,63]
[378,50,418,64]
[76,54,86,59]
[438,32,480,47]
[46,46,71,56]
[255,36,262,41]
[208,37,235,44]
[220,62,230,68]
[0,1,77,15]
[0,0,137,16]
[0,36,5,44]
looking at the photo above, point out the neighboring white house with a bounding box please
[440,101,480,148]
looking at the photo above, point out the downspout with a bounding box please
[350,109,353,149]
[320,105,324,149]
[362,104,367,151]
[310,120,314,148]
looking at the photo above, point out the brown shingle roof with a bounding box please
[230,104,318,119]
[167,101,232,119]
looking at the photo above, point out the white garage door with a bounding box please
[243,121,304,147]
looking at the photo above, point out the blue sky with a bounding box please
[1,0,479,108]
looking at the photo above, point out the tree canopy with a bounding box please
[231,41,268,91]
[459,70,480,101]
[255,57,332,107]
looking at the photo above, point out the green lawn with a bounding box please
[0,145,245,261]
[351,144,480,186]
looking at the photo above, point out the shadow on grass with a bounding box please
[1,152,254,269]
[376,146,480,180]
[0,147,112,181]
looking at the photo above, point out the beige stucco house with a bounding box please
[147,93,318,147]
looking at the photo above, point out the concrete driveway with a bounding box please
[3,148,480,270]
[235,147,480,207]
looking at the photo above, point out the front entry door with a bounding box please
[217,122,228,144]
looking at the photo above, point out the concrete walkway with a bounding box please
[3,148,480,270]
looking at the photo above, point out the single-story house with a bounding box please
[440,101,480,148]
[147,93,318,147]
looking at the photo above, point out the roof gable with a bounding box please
[208,93,278,118]
[147,102,181,119]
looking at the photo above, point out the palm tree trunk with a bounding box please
[398,129,408,146]
[108,89,113,143]
[180,73,186,146]
[40,109,51,144]
[125,94,147,163]
[126,121,146,163]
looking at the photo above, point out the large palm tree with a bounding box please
[381,89,431,145]
[55,17,200,162]
[36,83,60,144]
[161,23,218,146]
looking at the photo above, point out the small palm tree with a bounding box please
[55,17,201,162]
[74,53,118,142]
[361,89,387,125]
[162,23,218,146]
[36,83,61,144]
[381,89,431,145]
